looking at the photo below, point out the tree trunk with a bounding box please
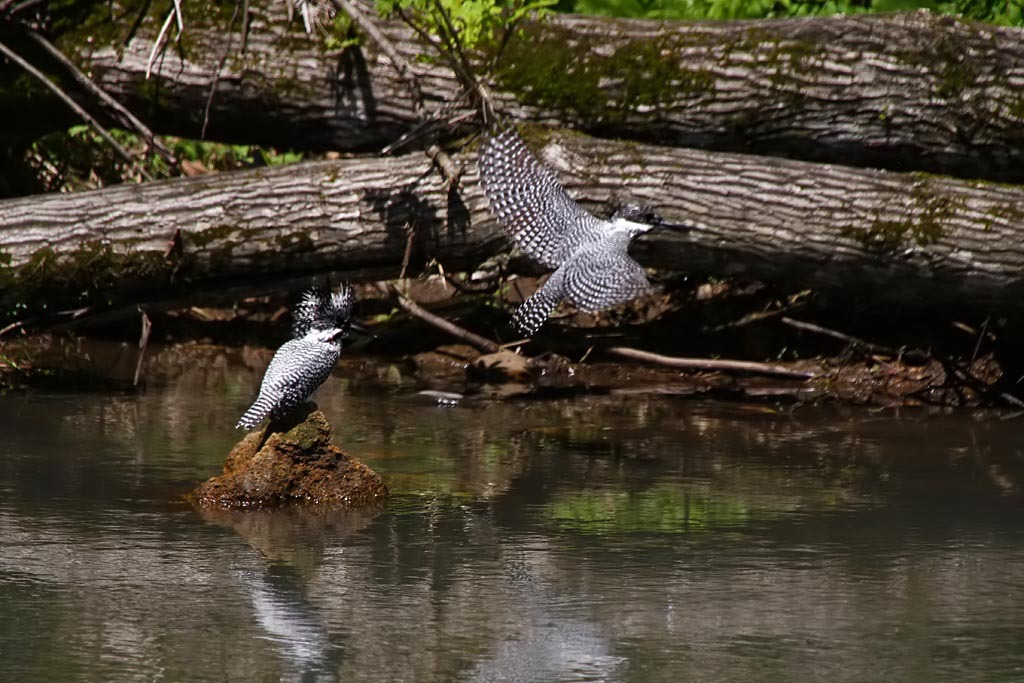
[0,152,498,325]
[2,132,1024,327]
[27,1,1024,181]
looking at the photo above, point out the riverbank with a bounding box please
[0,329,1008,410]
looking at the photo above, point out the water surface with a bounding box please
[2,366,1023,682]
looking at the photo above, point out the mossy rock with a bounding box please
[192,403,388,510]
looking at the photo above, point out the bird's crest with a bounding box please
[292,286,355,338]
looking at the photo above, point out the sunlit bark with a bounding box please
[3,132,1024,326]
[25,2,1017,181]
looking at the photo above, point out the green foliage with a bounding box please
[376,0,557,51]
[952,0,1024,24]
[570,0,1024,24]
[321,12,363,51]
[25,126,303,194]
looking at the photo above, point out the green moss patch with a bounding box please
[492,24,712,123]
[841,181,962,252]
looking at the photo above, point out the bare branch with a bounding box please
[607,346,816,380]
[202,0,243,139]
[0,38,153,181]
[23,30,178,168]
[145,8,176,80]
[332,0,425,116]
[133,309,152,386]
[241,0,251,52]
[428,0,494,123]
[425,143,462,188]
[391,286,500,353]
[6,0,45,14]
[780,316,910,358]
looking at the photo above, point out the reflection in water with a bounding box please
[240,567,333,681]
[2,367,1024,682]
[463,554,624,683]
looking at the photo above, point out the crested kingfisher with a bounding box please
[236,287,356,430]
[479,129,676,336]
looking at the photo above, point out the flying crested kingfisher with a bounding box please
[478,129,676,336]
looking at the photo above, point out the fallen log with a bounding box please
[2,132,1024,329]
[21,1,1024,181]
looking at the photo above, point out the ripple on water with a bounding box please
[2,389,1024,682]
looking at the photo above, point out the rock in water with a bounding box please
[192,403,388,510]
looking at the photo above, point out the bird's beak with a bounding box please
[348,321,376,339]
[658,219,691,233]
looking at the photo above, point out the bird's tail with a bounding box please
[236,395,275,430]
[511,278,564,337]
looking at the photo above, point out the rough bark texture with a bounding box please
[3,132,1024,324]
[0,149,499,321]
[30,1,1024,181]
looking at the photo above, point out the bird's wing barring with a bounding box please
[561,246,652,313]
[479,129,606,269]
[236,337,340,430]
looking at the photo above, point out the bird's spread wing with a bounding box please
[562,239,652,313]
[479,129,606,269]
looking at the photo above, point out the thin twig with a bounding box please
[970,316,990,365]
[608,346,816,380]
[241,0,250,52]
[8,0,46,14]
[391,286,500,353]
[781,316,902,356]
[431,0,470,72]
[0,305,92,339]
[380,118,438,155]
[146,8,175,79]
[332,0,425,116]
[202,0,242,139]
[0,38,153,181]
[706,308,786,333]
[23,30,178,168]
[171,0,184,32]
[0,319,28,337]
[133,309,152,386]
[487,1,537,74]
[428,0,494,123]
[399,223,415,280]
[426,143,462,188]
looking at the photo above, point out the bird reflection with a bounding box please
[237,565,337,682]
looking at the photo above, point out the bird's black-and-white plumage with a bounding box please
[478,129,660,336]
[236,288,355,430]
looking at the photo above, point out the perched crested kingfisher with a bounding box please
[478,129,676,336]
[236,287,356,430]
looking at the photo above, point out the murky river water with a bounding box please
[2,356,1024,682]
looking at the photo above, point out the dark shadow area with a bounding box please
[334,44,377,123]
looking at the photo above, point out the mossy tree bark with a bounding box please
[2,132,1024,327]
[18,1,1024,181]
